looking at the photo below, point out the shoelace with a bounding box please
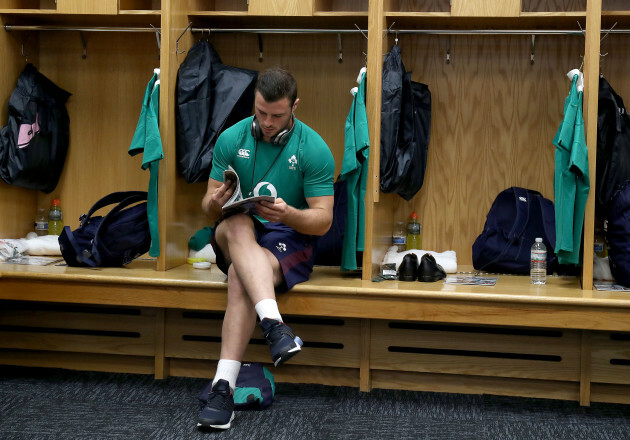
[206,391,233,411]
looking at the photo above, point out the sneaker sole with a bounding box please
[274,344,302,367]
[197,412,235,430]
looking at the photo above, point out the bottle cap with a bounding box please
[535,237,542,242]
[410,211,418,220]
[52,199,60,206]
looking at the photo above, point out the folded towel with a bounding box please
[382,246,458,273]
[24,234,62,256]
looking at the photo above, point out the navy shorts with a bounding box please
[211,217,316,293]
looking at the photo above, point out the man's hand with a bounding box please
[213,179,236,208]
[202,178,236,221]
[256,198,290,223]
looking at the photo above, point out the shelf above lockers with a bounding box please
[187,0,367,16]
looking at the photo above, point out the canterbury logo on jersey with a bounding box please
[237,149,250,159]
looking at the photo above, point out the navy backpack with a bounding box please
[472,187,556,274]
[606,180,630,286]
[58,191,150,267]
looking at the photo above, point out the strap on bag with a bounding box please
[88,192,148,267]
[79,191,148,227]
[61,225,84,264]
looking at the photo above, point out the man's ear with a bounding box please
[292,98,300,113]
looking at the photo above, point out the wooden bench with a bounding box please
[1,261,630,406]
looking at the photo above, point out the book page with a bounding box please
[222,165,276,217]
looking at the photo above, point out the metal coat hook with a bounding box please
[395,31,399,46]
[176,22,192,55]
[257,33,263,62]
[337,33,343,62]
[355,23,368,40]
[150,23,161,58]
[386,22,396,40]
[446,36,451,64]
[530,35,535,64]
[21,39,29,63]
[79,31,87,59]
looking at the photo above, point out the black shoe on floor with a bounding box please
[197,379,234,430]
[417,253,446,282]
[398,253,419,281]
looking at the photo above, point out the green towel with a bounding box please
[188,226,213,251]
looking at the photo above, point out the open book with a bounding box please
[222,165,276,217]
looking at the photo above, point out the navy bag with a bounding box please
[58,191,150,267]
[605,180,630,286]
[198,363,275,410]
[472,187,556,274]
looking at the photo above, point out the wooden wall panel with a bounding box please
[0,304,156,356]
[590,331,630,385]
[248,0,313,16]
[522,0,587,12]
[386,1,451,12]
[452,0,521,17]
[390,34,583,265]
[37,32,158,231]
[165,310,362,368]
[56,0,118,14]
[370,320,581,381]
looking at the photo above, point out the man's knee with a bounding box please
[216,214,255,244]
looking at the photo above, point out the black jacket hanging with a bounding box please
[0,63,71,193]
[379,45,431,201]
[596,77,630,218]
[175,40,258,184]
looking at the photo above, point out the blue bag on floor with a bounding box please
[198,363,275,410]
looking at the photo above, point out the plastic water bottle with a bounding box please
[48,199,63,235]
[530,237,547,285]
[34,208,48,236]
[392,221,406,252]
[405,211,422,251]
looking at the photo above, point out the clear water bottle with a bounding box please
[34,208,48,236]
[48,199,63,235]
[405,211,422,251]
[530,237,547,285]
[392,221,406,252]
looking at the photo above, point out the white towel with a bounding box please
[382,246,458,273]
[593,255,614,281]
[24,234,62,256]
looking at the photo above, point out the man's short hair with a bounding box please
[255,68,298,106]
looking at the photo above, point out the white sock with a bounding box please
[254,298,283,322]
[212,359,241,392]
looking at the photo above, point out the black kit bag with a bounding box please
[58,191,150,267]
[596,77,630,219]
[380,45,431,201]
[176,40,258,183]
[198,363,275,410]
[0,63,71,193]
[472,187,556,274]
[605,180,630,286]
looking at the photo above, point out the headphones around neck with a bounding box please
[251,113,295,146]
